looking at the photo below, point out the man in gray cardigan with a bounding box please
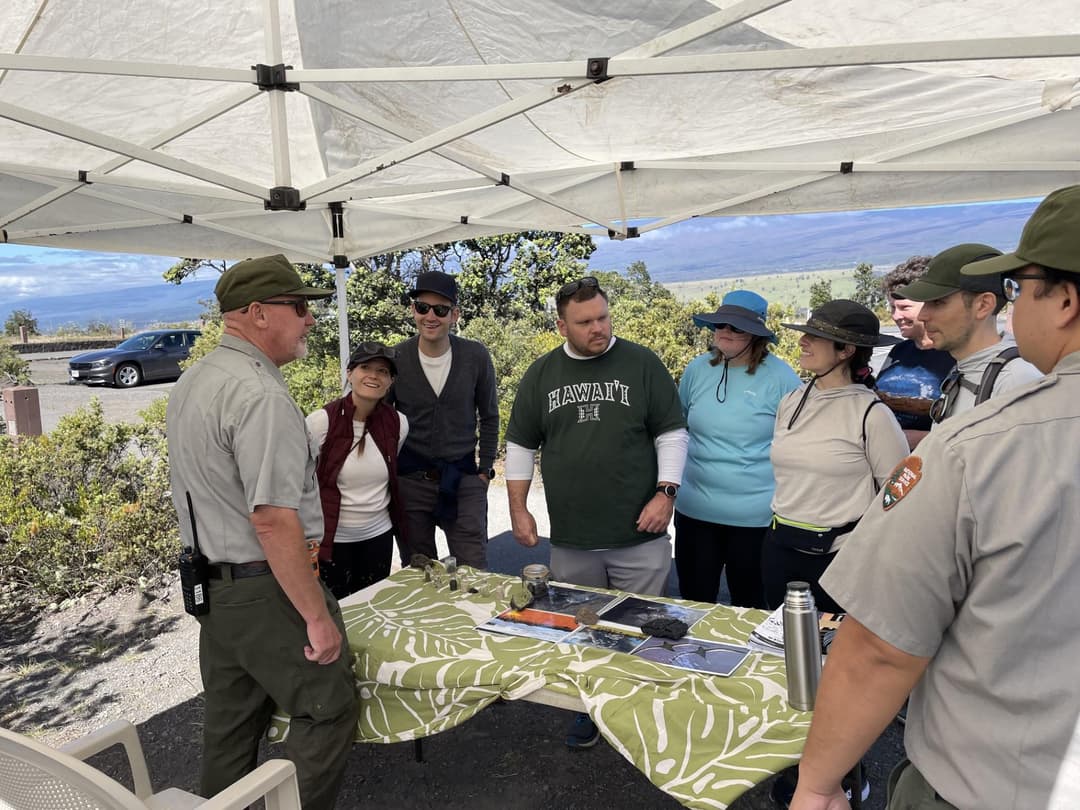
[391,271,499,569]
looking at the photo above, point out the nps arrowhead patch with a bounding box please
[882,456,923,511]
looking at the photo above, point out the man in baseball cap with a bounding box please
[789,185,1080,810]
[391,270,499,570]
[168,254,355,810]
[896,243,1040,422]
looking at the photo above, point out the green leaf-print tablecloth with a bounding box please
[271,568,811,809]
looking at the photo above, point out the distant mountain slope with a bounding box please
[24,279,218,331]
[588,201,1038,282]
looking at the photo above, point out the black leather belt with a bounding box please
[403,469,440,481]
[208,561,271,579]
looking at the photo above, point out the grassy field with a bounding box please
[664,267,862,310]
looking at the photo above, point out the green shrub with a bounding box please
[0,399,177,603]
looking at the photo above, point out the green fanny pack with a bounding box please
[769,514,860,555]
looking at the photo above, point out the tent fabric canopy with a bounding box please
[2,0,1080,264]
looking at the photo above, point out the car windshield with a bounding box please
[116,333,164,351]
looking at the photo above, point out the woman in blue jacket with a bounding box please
[674,291,800,607]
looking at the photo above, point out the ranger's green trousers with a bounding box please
[197,569,357,810]
[887,759,959,810]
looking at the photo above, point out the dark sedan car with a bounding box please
[68,329,202,388]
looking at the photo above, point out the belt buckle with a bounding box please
[423,469,440,482]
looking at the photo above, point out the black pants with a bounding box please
[674,511,768,608]
[319,529,394,599]
[761,530,845,613]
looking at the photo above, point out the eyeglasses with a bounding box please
[557,276,601,301]
[413,301,453,317]
[929,366,962,424]
[715,323,746,335]
[1002,273,1051,302]
[259,298,309,317]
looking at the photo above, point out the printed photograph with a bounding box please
[632,637,751,678]
[477,607,580,643]
[598,596,709,632]
[563,624,648,654]
[530,584,617,616]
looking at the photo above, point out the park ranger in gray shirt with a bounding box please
[790,185,1080,810]
[167,255,356,810]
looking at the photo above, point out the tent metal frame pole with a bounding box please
[303,85,622,232]
[638,105,1050,232]
[0,53,249,83]
[0,87,260,230]
[273,34,1080,83]
[261,0,293,188]
[634,159,1080,173]
[0,163,254,201]
[301,77,595,200]
[0,100,267,198]
[362,171,603,257]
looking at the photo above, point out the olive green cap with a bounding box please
[963,185,1080,276]
[215,254,334,312]
[896,243,1002,301]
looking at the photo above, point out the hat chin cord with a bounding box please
[786,356,849,430]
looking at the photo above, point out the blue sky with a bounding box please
[0,199,1040,305]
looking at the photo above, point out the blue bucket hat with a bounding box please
[692,290,777,344]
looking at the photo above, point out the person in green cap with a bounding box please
[167,254,357,810]
[788,185,1080,810]
[896,243,1041,424]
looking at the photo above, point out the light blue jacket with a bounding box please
[676,352,800,526]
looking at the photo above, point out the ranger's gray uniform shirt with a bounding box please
[934,335,1042,422]
[822,350,1080,809]
[167,334,322,561]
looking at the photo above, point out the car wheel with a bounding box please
[114,363,142,388]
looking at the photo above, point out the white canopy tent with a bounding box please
[2,0,1080,365]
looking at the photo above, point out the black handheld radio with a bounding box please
[178,491,210,616]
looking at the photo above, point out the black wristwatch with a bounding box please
[656,484,678,498]
[482,467,497,478]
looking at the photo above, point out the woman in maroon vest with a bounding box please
[306,342,408,598]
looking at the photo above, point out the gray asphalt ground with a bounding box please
[15,355,905,809]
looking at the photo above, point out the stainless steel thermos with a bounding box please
[783,581,823,711]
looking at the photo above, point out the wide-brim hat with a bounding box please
[897,243,1003,301]
[962,185,1080,277]
[782,299,899,347]
[692,289,777,344]
[215,254,334,312]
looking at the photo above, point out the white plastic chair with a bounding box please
[0,720,301,809]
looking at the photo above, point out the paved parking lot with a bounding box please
[22,354,175,433]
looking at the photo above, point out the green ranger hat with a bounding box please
[962,185,1080,276]
[896,243,1003,301]
[215,254,334,312]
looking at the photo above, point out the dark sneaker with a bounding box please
[565,712,600,749]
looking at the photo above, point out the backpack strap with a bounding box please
[862,397,888,493]
[975,345,1021,405]
[861,397,886,445]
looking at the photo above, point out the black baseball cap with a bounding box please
[348,341,397,375]
[409,271,458,305]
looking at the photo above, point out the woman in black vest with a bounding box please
[306,342,408,599]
